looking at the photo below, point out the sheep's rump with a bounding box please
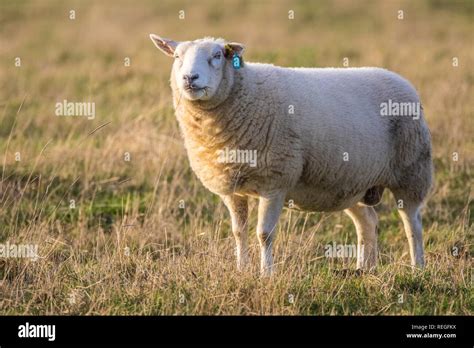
[247,64,433,211]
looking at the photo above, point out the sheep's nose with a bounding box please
[183,73,199,83]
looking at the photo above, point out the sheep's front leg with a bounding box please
[257,192,286,276]
[221,194,249,271]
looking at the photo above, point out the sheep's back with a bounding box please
[246,63,430,208]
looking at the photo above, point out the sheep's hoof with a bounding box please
[332,269,364,277]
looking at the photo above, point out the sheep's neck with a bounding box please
[173,69,254,151]
[177,91,252,152]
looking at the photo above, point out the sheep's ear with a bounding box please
[223,42,245,59]
[149,34,178,57]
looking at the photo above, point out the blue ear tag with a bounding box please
[232,53,241,69]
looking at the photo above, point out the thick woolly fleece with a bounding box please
[171,61,433,212]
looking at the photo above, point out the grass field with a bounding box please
[0,0,472,315]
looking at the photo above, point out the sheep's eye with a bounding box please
[213,52,222,60]
[174,54,180,60]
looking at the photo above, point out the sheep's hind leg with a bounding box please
[344,203,379,270]
[257,191,286,276]
[395,198,425,268]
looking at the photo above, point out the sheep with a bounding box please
[149,34,433,276]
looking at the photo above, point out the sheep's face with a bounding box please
[150,35,244,101]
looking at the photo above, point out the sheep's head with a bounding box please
[150,35,244,102]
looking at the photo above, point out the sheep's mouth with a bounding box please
[183,85,209,99]
[185,85,206,93]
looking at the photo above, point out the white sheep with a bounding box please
[150,35,433,276]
